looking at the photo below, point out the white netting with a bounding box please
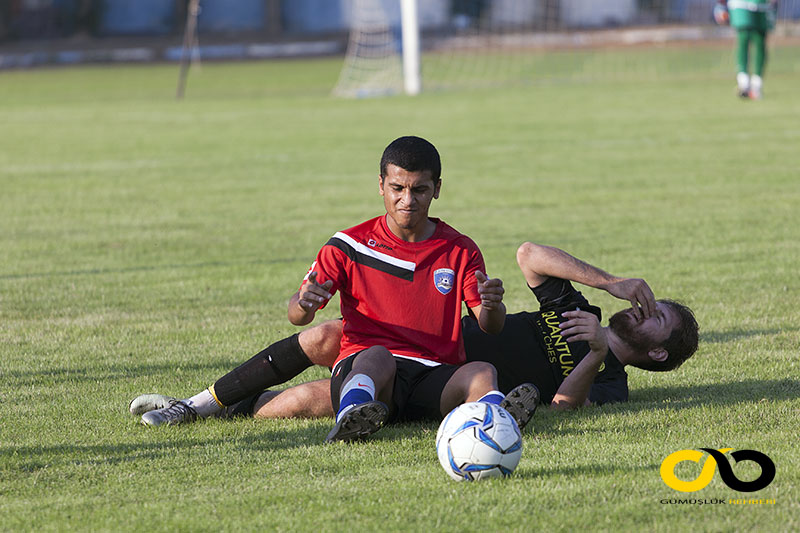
[333,0,405,98]
[333,0,800,97]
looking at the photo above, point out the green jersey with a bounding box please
[728,0,776,31]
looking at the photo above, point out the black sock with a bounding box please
[219,393,264,418]
[212,334,313,406]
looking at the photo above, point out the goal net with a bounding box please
[333,0,800,97]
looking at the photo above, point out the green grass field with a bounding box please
[1,43,799,532]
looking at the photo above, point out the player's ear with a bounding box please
[379,175,385,196]
[433,178,441,199]
[647,347,668,363]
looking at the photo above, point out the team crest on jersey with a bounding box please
[433,268,455,295]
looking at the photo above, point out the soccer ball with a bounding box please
[436,402,523,481]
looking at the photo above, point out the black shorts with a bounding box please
[331,354,459,423]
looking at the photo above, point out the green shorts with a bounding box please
[730,5,774,31]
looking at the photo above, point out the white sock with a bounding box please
[336,374,375,423]
[750,75,763,92]
[477,390,504,406]
[184,388,222,418]
[737,72,750,92]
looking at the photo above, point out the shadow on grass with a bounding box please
[528,378,799,436]
[627,378,799,408]
[2,424,330,472]
[3,417,444,473]
[5,379,796,467]
[7,377,795,472]
[513,462,655,480]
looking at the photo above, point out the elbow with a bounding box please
[516,242,538,269]
[516,241,549,273]
[550,394,587,410]
[550,399,576,411]
[517,242,551,288]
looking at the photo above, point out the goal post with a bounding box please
[176,0,201,100]
[400,0,421,95]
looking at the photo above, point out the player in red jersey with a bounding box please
[135,136,539,439]
[288,136,536,442]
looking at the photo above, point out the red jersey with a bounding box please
[301,216,485,368]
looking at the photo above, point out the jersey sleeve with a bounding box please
[529,277,601,320]
[588,378,629,405]
[462,241,486,309]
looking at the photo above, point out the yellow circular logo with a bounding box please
[660,448,733,492]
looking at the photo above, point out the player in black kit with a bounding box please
[462,241,697,408]
[130,242,698,424]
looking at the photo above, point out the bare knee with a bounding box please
[298,320,343,366]
[440,361,498,415]
[350,346,395,387]
[516,241,547,287]
[254,380,332,419]
[339,346,396,408]
[461,361,497,386]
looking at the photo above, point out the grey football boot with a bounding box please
[325,400,389,443]
[499,383,540,431]
[129,393,177,416]
[140,400,198,426]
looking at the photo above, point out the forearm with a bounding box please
[516,242,622,290]
[550,350,605,410]
[478,303,506,335]
[288,292,316,326]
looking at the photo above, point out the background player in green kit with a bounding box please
[715,0,778,99]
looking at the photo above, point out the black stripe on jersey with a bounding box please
[325,237,414,281]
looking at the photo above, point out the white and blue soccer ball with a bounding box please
[436,402,523,481]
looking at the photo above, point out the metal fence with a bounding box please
[1,1,799,69]
[4,1,799,42]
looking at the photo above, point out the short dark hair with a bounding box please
[379,136,441,183]
[635,300,699,372]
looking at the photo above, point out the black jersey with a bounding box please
[462,277,628,405]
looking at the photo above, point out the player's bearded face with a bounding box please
[608,309,660,353]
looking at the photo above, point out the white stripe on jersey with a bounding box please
[302,261,317,281]
[333,231,416,273]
